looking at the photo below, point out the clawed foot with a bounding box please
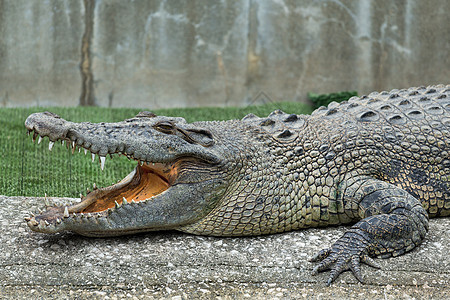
[309,235,381,286]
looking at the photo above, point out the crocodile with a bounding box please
[24,85,449,285]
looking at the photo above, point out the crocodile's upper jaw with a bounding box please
[24,112,227,236]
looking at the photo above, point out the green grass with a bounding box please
[0,102,313,197]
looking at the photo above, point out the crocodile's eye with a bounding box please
[153,121,175,134]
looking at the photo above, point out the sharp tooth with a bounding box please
[72,141,75,148]
[87,213,92,218]
[115,200,120,208]
[31,212,35,217]
[80,193,83,199]
[86,187,90,194]
[56,218,62,224]
[62,140,65,146]
[152,162,155,166]
[122,197,128,205]
[44,193,49,207]
[64,207,69,218]
[79,148,81,153]
[93,183,97,190]
[44,220,50,226]
[131,200,136,204]
[100,156,106,170]
[92,153,96,162]
[38,136,43,144]
[30,219,38,226]
[49,141,54,151]
[38,208,43,213]
[84,149,88,155]
[24,217,31,221]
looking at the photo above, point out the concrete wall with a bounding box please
[0,0,449,108]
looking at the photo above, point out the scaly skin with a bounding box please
[24,85,449,285]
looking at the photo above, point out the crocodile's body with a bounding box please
[25,85,449,285]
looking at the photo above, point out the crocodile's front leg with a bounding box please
[310,176,429,285]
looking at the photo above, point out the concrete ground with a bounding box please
[0,195,448,299]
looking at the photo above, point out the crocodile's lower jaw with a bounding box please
[25,134,179,234]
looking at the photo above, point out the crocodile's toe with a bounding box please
[309,229,381,285]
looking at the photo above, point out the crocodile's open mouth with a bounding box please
[73,161,178,213]
[24,111,223,235]
[25,130,182,228]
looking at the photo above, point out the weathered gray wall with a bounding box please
[0,0,449,108]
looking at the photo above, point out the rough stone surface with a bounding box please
[0,1,449,108]
[1,195,449,298]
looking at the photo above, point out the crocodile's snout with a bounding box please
[25,112,69,142]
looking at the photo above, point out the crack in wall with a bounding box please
[79,0,96,106]
[245,0,260,103]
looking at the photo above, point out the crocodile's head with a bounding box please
[24,111,236,236]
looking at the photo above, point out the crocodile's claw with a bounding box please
[309,230,381,286]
